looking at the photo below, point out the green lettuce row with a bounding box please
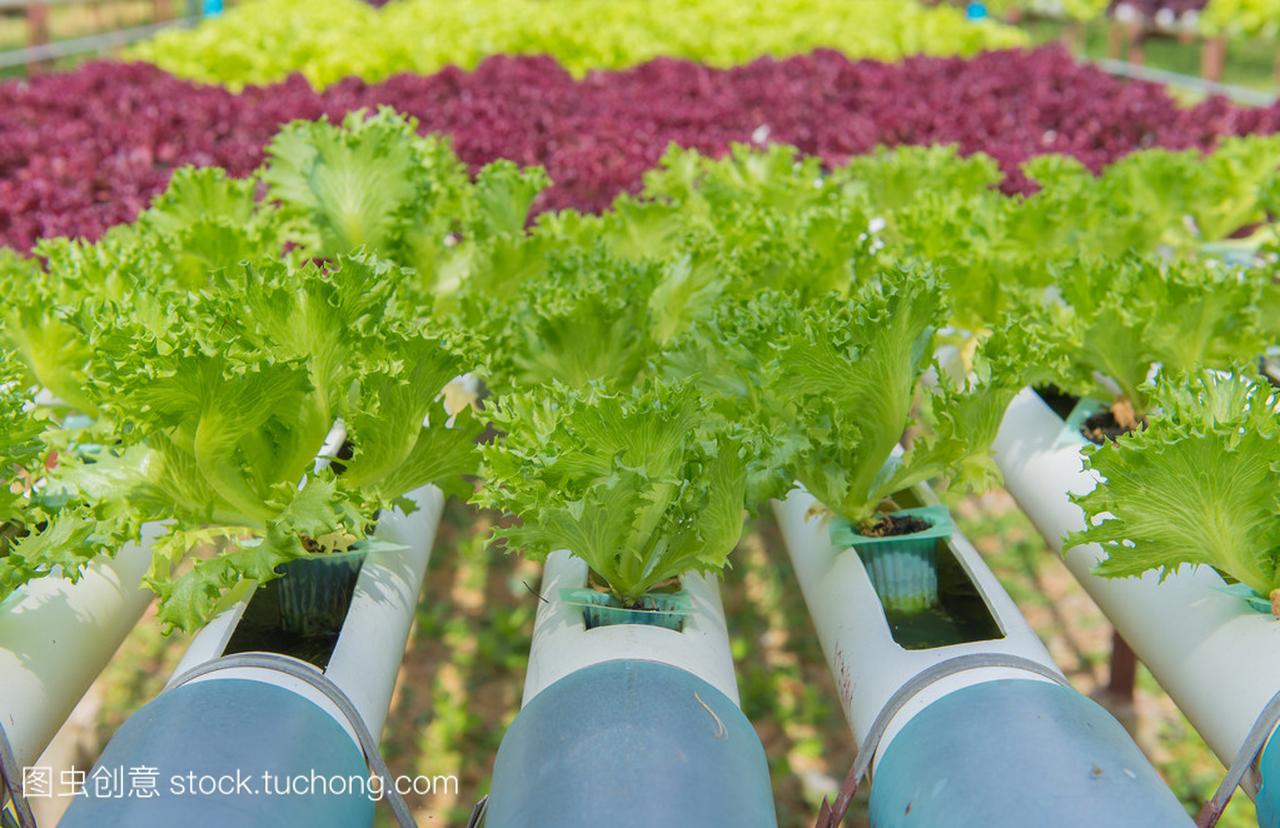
[1202,0,1280,40]
[2,111,1278,622]
[127,0,1026,90]
[982,0,1108,22]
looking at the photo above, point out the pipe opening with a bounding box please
[863,489,1005,650]
[223,554,366,669]
[874,537,1006,650]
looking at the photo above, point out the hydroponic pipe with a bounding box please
[771,483,1191,827]
[995,388,1280,814]
[59,485,444,828]
[483,550,777,827]
[0,526,159,770]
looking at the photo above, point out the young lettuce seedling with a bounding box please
[765,267,1028,530]
[475,378,773,605]
[264,108,548,299]
[0,350,137,599]
[1043,254,1270,434]
[465,247,662,395]
[31,166,286,295]
[1067,369,1280,611]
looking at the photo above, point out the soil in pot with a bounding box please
[859,513,931,538]
[1080,409,1130,445]
[837,505,953,616]
[1058,396,1146,446]
[1080,401,1146,446]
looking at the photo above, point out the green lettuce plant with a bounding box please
[476,379,782,603]
[1042,254,1270,426]
[0,348,141,601]
[467,248,662,395]
[1067,369,1280,606]
[763,267,1033,528]
[263,109,548,299]
[3,252,482,631]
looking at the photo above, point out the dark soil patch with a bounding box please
[1080,409,1144,445]
[861,513,931,538]
[1033,384,1080,421]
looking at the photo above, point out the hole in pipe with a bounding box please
[857,489,1004,650]
[223,554,366,669]
[869,538,1006,650]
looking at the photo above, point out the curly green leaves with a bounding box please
[1068,370,1280,598]
[1046,255,1270,420]
[477,380,753,603]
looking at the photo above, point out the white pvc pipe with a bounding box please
[521,549,740,707]
[170,484,445,742]
[994,388,1280,789]
[0,526,160,769]
[326,484,443,738]
[771,485,1061,768]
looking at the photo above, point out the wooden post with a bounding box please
[26,0,50,76]
[1107,630,1138,704]
[1106,20,1124,59]
[1065,22,1084,53]
[1202,36,1226,83]
[1126,22,1145,66]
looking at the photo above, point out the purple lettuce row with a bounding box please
[2,45,1277,251]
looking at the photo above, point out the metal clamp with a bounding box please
[0,720,36,828]
[1195,689,1280,828]
[168,653,418,828]
[815,652,1071,828]
[465,794,488,827]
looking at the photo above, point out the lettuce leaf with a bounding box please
[471,247,661,394]
[773,267,942,524]
[1067,370,1280,598]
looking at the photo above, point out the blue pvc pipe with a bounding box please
[486,659,778,827]
[869,679,1193,827]
[1256,735,1280,827]
[60,679,372,828]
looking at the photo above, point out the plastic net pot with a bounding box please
[559,588,692,632]
[832,504,954,614]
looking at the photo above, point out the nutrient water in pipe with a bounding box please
[834,501,993,647]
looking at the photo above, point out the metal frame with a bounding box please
[0,1,209,72]
[1093,56,1277,107]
